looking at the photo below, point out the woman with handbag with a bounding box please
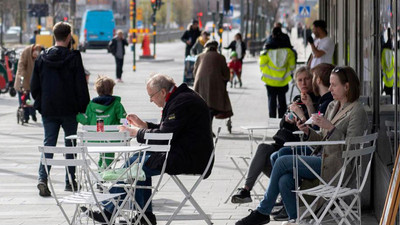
[236,66,368,225]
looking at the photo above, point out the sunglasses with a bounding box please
[332,67,349,82]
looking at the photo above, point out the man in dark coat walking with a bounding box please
[108,29,128,82]
[86,74,214,225]
[181,19,201,57]
[31,22,90,197]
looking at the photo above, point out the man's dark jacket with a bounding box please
[181,28,201,57]
[136,83,214,178]
[108,37,128,56]
[30,46,90,116]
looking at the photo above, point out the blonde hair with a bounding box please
[94,75,115,96]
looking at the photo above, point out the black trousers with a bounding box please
[265,84,289,118]
[115,57,124,79]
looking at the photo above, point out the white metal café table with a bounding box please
[284,140,345,224]
[86,145,151,224]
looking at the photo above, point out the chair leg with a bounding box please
[166,175,212,225]
[224,157,247,203]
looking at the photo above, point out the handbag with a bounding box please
[273,127,300,146]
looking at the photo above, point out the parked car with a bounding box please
[79,9,115,52]
[5,26,21,43]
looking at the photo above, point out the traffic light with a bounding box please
[151,0,156,10]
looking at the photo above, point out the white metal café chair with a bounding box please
[294,133,378,225]
[77,131,131,171]
[160,127,221,225]
[225,118,281,203]
[123,132,173,225]
[82,125,121,132]
[38,146,124,225]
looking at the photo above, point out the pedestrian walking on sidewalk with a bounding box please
[194,40,233,133]
[181,19,201,57]
[14,44,43,123]
[108,30,128,82]
[31,22,90,197]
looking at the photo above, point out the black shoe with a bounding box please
[231,188,252,204]
[86,209,112,223]
[142,211,157,225]
[273,206,289,221]
[24,119,29,123]
[236,209,270,225]
[270,206,283,216]
[64,182,79,192]
[121,211,157,225]
[37,181,51,197]
[32,115,37,122]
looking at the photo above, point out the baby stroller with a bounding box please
[17,77,34,125]
[184,55,197,86]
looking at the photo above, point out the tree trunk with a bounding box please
[244,0,249,41]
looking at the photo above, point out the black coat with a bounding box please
[224,40,247,61]
[108,37,128,56]
[181,28,201,57]
[136,83,214,178]
[30,46,90,116]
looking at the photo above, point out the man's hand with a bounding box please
[186,40,191,45]
[119,125,139,137]
[126,114,148,129]
[307,36,314,44]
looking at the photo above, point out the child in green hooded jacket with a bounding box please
[77,75,127,167]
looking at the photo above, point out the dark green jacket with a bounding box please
[76,95,127,125]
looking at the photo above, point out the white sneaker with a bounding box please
[281,219,297,225]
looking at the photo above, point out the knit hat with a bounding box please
[230,51,238,58]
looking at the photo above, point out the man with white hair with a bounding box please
[86,74,214,225]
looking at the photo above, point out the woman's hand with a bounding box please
[289,104,306,122]
[118,125,139,137]
[126,114,147,129]
[301,92,313,107]
[312,115,335,131]
[296,119,310,136]
[285,113,295,124]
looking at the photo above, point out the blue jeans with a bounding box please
[38,115,77,184]
[257,155,321,219]
[270,146,313,167]
[104,153,161,214]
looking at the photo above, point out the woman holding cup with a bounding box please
[236,66,368,225]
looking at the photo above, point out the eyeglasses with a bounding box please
[149,89,162,100]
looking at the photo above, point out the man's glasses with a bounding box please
[149,89,162,100]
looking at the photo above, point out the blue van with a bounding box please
[79,10,115,52]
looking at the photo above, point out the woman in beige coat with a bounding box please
[14,44,42,123]
[193,40,232,130]
[236,66,368,225]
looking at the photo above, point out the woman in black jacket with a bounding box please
[224,33,246,62]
